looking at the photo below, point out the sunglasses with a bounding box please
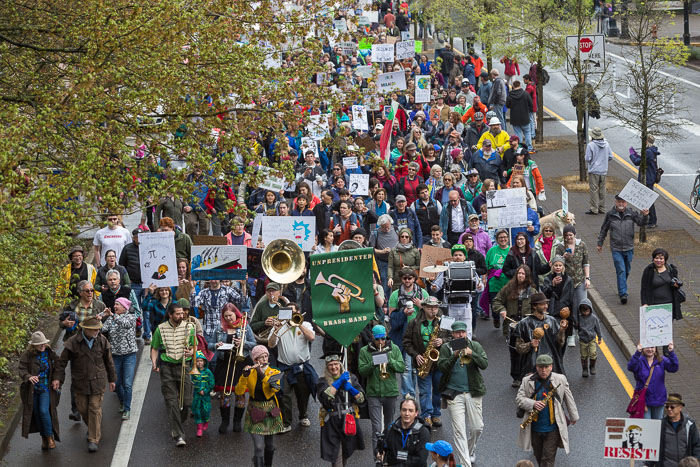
[402,276,414,280]
[543,229,554,233]
[665,404,680,409]
[400,235,410,238]
[82,289,94,293]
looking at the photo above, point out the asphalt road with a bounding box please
[3,313,635,467]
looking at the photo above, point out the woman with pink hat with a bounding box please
[101,297,137,420]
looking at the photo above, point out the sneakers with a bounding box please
[470,453,476,464]
[620,294,628,304]
[647,224,657,229]
[585,210,598,215]
[87,442,99,453]
[176,437,186,447]
[69,409,81,421]
[431,416,442,427]
[122,410,130,420]
[119,403,124,413]
[279,425,292,434]
[300,418,311,427]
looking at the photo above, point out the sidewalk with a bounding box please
[533,125,700,415]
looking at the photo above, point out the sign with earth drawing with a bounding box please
[310,248,375,346]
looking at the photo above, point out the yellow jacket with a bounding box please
[235,365,281,400]
[476,129,511,154]
[57,263,97,301]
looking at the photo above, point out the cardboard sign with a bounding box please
[192,235,229,246]
[640,303,673,348]
[604,418,661,461]
[619,178,660,211]
[486,187,528,229]
[377,70,407,92]
[138,232,179,287]
[415,75,431,103]
[355,134,378,153]
[191,245,247,280]
[371,43,394,63]
[419,245,453,279]
[343,156,359,169]
[396,40,415,60]
[261,216,316,251]
[512,164,525,177]
[349,173,370,196]
[385,36,398,45]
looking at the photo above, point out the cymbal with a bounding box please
[423,265,448,273]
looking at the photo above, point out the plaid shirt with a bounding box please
[191,286,245,337]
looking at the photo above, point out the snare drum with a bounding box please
[445,261,477,303]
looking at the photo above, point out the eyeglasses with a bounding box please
[108,217,118,221]
[408,168,417,172]
[400,235,410,238]
[333,168,341,171]
[665,404,680,410]
[82,289,94,293]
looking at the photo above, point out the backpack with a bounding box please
[541,68,550,86]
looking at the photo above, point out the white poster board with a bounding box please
[307,114,330,141]
[377,70,407,92]
[415,75,431,103]
[561,185,569,214]
[640,303,673,348]
[138,232,179,287]
[191,245,247,280]
[604,418,661,461]
[401,31,411,41]
[351,105,369,131]
[262,216,316,251]
[355,65,374,78]
[339,41,357,55]
[300,137,319,160]
[251,214,263,247]
[619,178,659,211]
[343,156,359,169]
[365,10,378,23]
[486,187,528,229]
[333,19,347,32]
[348,173,370,196]
[371,43,394,63]
[396,40,415,60]
[257,166,286,192]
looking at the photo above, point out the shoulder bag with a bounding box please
[626,366,654,418]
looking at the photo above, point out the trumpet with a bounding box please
[274,311,305,339]
[377,343,390,380]
[180,317,198,411]
[314,271,365,313]
[223,313,248,396]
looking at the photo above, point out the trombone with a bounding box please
[179,317,199,410]
[223,313,248,396]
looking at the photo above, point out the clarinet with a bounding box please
[520,383,561,429]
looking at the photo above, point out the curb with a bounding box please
[587,287,637,361]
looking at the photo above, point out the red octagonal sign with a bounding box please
[579,38,593,53]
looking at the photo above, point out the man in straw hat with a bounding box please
[52,316,116,453]
[513,292,567,377]
[584,126,613,215]
[437,320,488,466]
[656,393,700,466]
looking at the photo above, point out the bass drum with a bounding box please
[444,261,476,303]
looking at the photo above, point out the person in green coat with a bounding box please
[191,351,215,437]
[437,321,488,466]
[358,325,406,459]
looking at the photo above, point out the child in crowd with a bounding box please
[191,351,215,437]
[577,298,603,377]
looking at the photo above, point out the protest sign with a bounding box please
[310,249,375,346]
[358,15,370,26]
[415,40,422,53]
[396,40,415,60]
[339,41,357,55]
[250,214,263,248]
[362,88,380,110]
[358,37,374,50]
[385,36,398,45]
[138,232,179,287]
[343,156,359,169]
[619,178,659,211]
[191,245,247,280]
[486,187,528,229]
[604,418,661,462]
[262,216,316,251]
[351,105,369,131]
[371,43,394,62]
[355,65,374,78]
[400,31,411,41]
[377,70,407,92]
[192,235,228,246]
[415,75,431,103]
[512,164,525,177]
[419,245,453,280]
[307,114,330,141]
[348,173,369,195]
[257,166,286,192]
[640,303,673,348]
[300,137,319,159]
[333,19,347,32]
[365,10,378,23]
[355,134,377,153]
[562,186,569,214]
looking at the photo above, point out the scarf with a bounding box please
[221,305,243,330]
[396,242,413,252]
[533,378,555,425]
[541,236,554,261]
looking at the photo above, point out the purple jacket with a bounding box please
[459,228,492,258]
[627,351,679,407]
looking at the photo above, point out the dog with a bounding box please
[539,209,576,237]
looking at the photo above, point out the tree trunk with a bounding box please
[576,104,587,182]
[535,43,544,143]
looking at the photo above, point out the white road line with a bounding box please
[110,347,153,467]
[607,52,700,91]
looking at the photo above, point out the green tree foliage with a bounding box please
[0,0,353,367]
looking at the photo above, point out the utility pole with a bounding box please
[620,0,630,40]
[684,0,691,46]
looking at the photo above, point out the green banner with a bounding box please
[359,37,374,50]
[310,248,375,347]
[415,40,422,53]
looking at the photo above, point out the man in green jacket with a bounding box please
[358,325,405,460]
[437,321,488,467]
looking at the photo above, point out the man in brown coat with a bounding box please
[53,316,116,453]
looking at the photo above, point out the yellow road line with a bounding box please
[542,105,700,223]
[599,339,635,398]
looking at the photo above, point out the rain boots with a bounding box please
[232,406,245,432]
[581,359,589,377]
[196,423,203,437]
[589,358,597,375]
[219,406,231,434]
[264,447,275,467]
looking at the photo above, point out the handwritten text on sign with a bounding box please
[619,178,659,211]
[639,303,673,348]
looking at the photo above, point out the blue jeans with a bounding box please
[529,112,536,146]
[494,106,506,131]
[644,405,664,420]
[113,352,137,411]
[401,352,417,399]
[417,369,442,419]
[377,259,390,306]
[32,390,53,437]
[512,124,532,153]
[611,250,634,297]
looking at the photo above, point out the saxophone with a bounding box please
[417,319,441,378]
[520,383,561,429]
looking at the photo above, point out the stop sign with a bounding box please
[579,38,593,53]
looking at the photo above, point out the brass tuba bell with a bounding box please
[261,239,306,285]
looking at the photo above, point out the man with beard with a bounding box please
[514,293,567,376]
[59,245,97,300]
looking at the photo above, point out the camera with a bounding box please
[672,278,683,287]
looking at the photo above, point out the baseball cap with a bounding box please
[395,195,407,203]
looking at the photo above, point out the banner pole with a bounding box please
[343,346,349,406]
